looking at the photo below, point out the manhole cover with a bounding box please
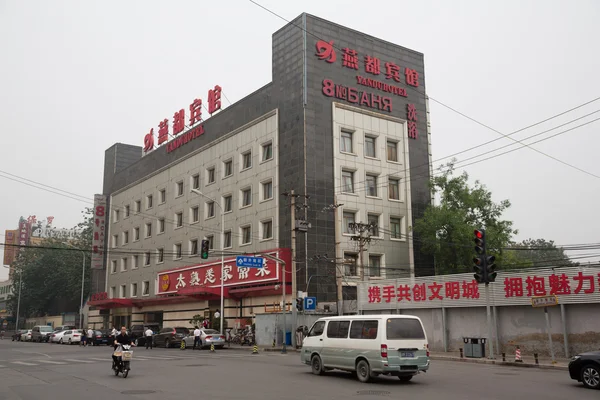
[356,391,390,396]
[121,390,156,395]
[495,372,519,376]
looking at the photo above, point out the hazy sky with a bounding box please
[1,0,599,280]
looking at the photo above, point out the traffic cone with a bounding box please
[210,343,215,352]
[515,346,522,362]
[180,341,185,350]
[252,344,259,355]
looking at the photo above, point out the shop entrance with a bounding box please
[144,311,163,327]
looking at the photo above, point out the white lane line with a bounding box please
[135,356,177,360]
[38,360,67,365]
[63,359,94,363]
[12,361,38,366]
[89,358,110,361]
[0,365,5,368]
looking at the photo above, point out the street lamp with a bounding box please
[191,188,225,334]
[3,265,21,333]
[63,243,86,329]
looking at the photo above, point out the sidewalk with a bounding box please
[220,344,570,370]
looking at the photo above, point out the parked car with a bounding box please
[31,325,54,342]
[53,325,76,332]
[50,330,69,344]
[90,329,112,346]
[130,324,160,347]
[301,315,430,383]
[21,329,33,342]
[61,329,83,345]
[569,350,600,389]
[153,327,189,348]
[182,329,226,349]
[12,329,28,341]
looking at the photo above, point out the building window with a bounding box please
[133,255,139,269]
[190,239,198,256]
[110,286,116,298]
[142,281,150,296]
[224,230,232,248]
[241,225,252,245]
[366,174,378,197]
[387,140,398,162]
[262,142,273,161]
[124,205,130,218]
[112,234,118,248]
[241,151,252,170]
[207,167,215,184]
[131,283,138,297]
[344,253,358,276]
[113,209,119,223]
[261,180,273,201]
[389,178,400,200]
[174,243,182,259]
[241,187,252,207]
[342,170,354,193]
[134,227,140,241]
[206,202,215,218]
[135,200,141,213]
[192,174,200,190]
[390,217,402,240]
[146,194,153,209]
[341,130,353,153]
[365,136,376,158]
[121,258,128,272]
[144,252,151,266]
[261,220,273,240]
[158,218,165,233]
[111,260,117,274]
[157,248,164,263]
[120,285,126,298]
[223,160,233,177]
[159,189,166,204]
[176,212,183,228]
[343,211,356,234]
[223,195,232,212]
[176,181,184,197]
[369,255,381,277]
[191,206,199,223]
[145,222,152,237]
[206,235,214,250]
[123,231,129,245]
[368,214,380,237]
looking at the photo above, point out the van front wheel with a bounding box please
[311,355,324,375]
[356,360,371,383]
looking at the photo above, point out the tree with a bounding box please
[7,208,93,318]
[414,161,517,274]
[502,238,577,270]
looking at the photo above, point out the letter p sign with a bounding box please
[304,297,317,311]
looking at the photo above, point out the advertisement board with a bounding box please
[91,194,107,270]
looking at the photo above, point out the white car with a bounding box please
[22,330,32,342]
[61,329,84,345]
[50,330,69,344]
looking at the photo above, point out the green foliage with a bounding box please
[502,238,577,270]
[189,314,204,327]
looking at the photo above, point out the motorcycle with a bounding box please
[112,344,133,378]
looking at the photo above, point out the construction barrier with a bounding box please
[252,344,259,355]
[210,343,215,352]
[515,346,522,362]
[181,340,185,350]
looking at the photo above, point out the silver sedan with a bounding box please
[181,329,226,349]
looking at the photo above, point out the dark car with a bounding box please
[153,327,189,348]
[12,329,28,341]
[568,350,600,389]
[90,329,112,346]
[130,324,160,346]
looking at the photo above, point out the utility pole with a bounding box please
[289,190,297,349]
[349,222,373,281]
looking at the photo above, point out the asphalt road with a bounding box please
[0,339,596,400]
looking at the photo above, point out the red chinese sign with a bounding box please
[504,272,600,298]
[91,195,106,270]
[406,103,418,140]
[322,79,392,112]
[142,84,222,154]
[90,292,108,301]
[157,249,292,295]
[368,280,480,303]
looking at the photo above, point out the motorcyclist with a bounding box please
[112,326,133,370]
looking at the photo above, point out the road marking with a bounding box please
[0,365,5,368]
[63,359,94,363]
[38,360,67,365]
[12,361,38,366]
[89,358,110,361]
[135,356,177,360]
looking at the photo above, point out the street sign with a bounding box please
[531,295,559,308]
[304,297,317,310]
[235,256,265,268]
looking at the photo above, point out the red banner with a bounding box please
[157,249,291,295]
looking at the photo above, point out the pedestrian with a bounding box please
[81,329,87,347]
[193,326,202,350]
[87,327,94,347]
[144,326,153,349]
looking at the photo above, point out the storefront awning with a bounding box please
[175,285,229,298]
[86,298,134,309]
[229,283,289,298]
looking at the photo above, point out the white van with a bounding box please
[300,314,430,383]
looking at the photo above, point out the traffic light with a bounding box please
[486,255,497,282]
[473,229,486,284]
[200,239,210,259]
[296,298,303,311]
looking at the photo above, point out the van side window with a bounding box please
[349,320,378,339]
[386,318,425,339]
[308,321,325,337]
[326,320,350,338]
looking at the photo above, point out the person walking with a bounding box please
[193,326,202,350]
[144,326,153,349]
[81,329,87,347]
[87,328,94,346]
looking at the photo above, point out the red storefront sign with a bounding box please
[91,195,107,270]
[322,79,392,112]
[157,249,292,295]
[90,292,108,301]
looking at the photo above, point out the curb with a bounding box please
[430,355,568,371]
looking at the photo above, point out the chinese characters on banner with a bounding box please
[143,85,222,154]
[17,217,30,253]
[91,194,107,270]
[368,279,481,303]
[504,272,600,297]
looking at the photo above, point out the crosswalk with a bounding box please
[0,351,287,368]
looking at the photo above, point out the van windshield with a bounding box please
[386,318,425,340]
[40,326,53,332]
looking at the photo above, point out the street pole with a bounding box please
[544,307,556,363]
[290,190,297,349]
[16,269,22,332]
[80,252,85,329]
[485,283,494,359]
[281,259,287,354]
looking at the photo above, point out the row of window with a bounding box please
[340,130,401,162]
[342,212,405,240]
[343,253,382,277]
[341,170,401,199]
[109,281,151,299]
